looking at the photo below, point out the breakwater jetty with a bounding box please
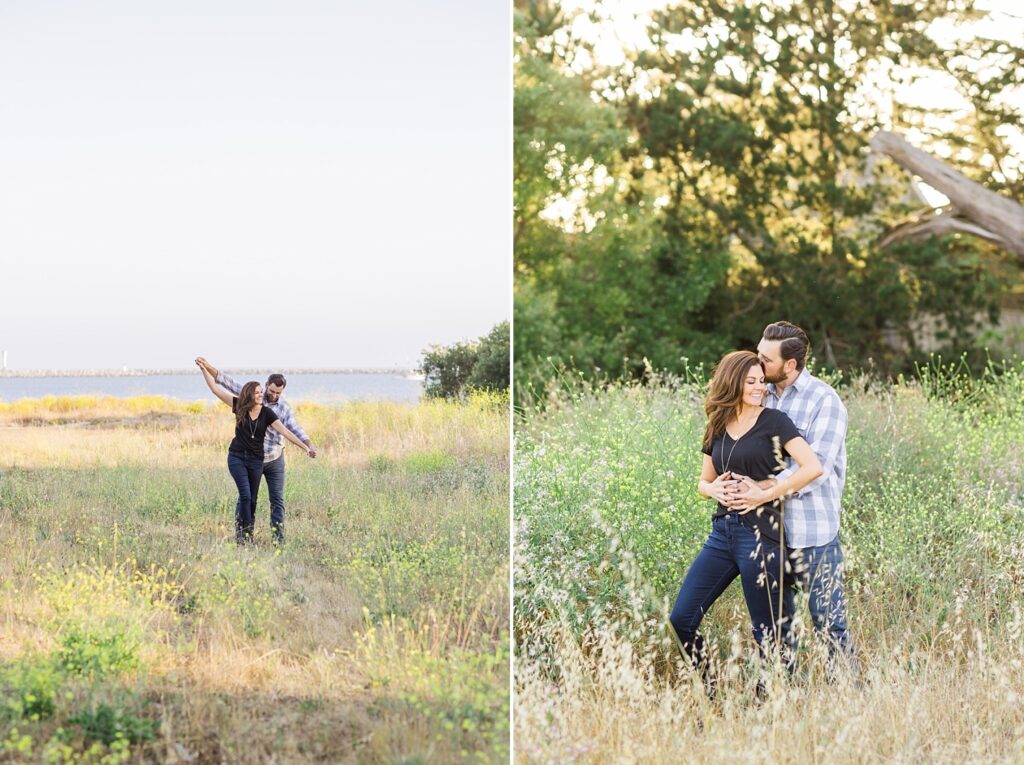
[0,367,416,379]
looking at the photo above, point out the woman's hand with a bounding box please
[197,359,232,406]
[271,420,317,458]
[195,357,219,377]
[728,476,773,513]
[704,471,738,504]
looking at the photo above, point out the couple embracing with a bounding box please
[670,320,856,682]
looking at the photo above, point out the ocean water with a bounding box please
[0,372,424,404]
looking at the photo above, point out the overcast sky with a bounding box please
[0,1,509,370]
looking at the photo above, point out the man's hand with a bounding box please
[706,471,740,505]
[722,475,776,509]
[195,357,220,378]
[305,444,318,459]
[726,475,773,512]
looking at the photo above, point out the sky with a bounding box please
[0,1,510,371]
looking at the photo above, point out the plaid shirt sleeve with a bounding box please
[775,389,848,498]
[215,371,242,396]
[274,400,309,444]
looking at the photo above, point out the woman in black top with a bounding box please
[669,350,822,677]
[198,361,314,544]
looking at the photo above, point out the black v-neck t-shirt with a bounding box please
[228,397,279,459]
[702,407,801,543]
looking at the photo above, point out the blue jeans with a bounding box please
[227,450,263,543]
[784,535,857,673]
[670,513,788,668]
[262,454,286,544]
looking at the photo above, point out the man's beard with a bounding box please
[763,368,787,384]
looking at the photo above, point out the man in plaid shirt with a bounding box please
[731,321,856,674]
[196,357,318,546]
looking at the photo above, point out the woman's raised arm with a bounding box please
[197,360,233,406]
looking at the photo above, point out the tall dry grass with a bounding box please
[0,393,509,763]
[514,362,1024,764]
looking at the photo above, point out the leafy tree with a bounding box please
[514,1,732,398]
[469,321,511,392]
[420,342,480,400]
[419,322,510,399]
[514,0,1021,401]
[626,0,1013,366]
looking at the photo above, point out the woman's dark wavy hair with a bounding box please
[235,381,262,426]
[702,351,763,452]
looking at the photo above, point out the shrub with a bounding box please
[69,703,159,746]
[57,628,140,678]
[0,659,62,722]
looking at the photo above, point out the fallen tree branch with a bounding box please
[877,207,1010,250]
[870,130,1024,259]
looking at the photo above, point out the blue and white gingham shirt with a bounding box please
[217,372,310,462]
[764,369,847,549]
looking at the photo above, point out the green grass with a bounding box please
[0,394,509,764]
[514,362,1024,763]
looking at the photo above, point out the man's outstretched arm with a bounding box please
[196,357,242,395]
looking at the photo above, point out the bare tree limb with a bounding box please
[870,130,1024,259]
[877,207,1010,250]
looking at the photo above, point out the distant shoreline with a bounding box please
[0,368,417,379]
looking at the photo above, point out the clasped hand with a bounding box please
[707,472,773,512]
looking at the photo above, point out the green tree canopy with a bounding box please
[419,322,510,399]
[514,0,1023,402]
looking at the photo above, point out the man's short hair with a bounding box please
[762,321,810,371]
[266,373,287,388]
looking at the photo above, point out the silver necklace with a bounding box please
[247,408,259,440]
[720,437,740,475]
[720,410,757,473]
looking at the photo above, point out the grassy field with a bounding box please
[514,362,1024,764]
[0,392,509,764]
